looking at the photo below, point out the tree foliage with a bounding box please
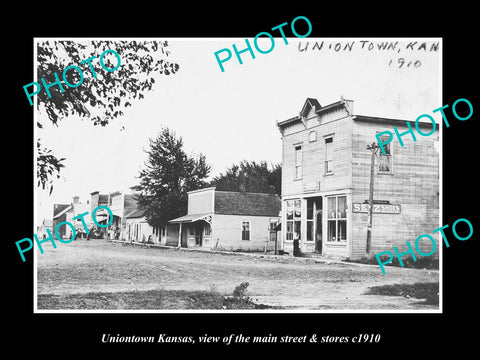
[37,140,65,195]
[210,160,282,195]
[133,128,211,228]
[36,40,180,193]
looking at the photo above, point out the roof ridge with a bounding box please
[215,190,279,196]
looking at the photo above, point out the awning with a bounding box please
[168,213,212,224]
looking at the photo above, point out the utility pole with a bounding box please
[366,142,379,258]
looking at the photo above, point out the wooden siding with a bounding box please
[281,115,353,197]
[188,189,214,214]
[212,214,276,252]
[351,120,440,259]
[110,193,124,218]
[124,217,154,243]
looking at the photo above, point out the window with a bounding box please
[286,199,301,241]
[241,222,250,240]
[204,223,211,236]
[294,145,302,179]
[309,131,317,142]
[378,135,392,173]
[189,226,194,236]
[325,136,334,174]
[269,219,278,231]
[327,195,347,242]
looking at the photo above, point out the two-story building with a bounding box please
[65,196,91,239]
[109,191,137,240]
[89,191,111,231]
[277,97,439,259]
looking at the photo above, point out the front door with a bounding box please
[194,222,203,246]
[315,209,323,253]
[307,196,323,254]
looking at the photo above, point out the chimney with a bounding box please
[73,196,80,204]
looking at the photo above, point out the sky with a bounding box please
[35,37,441,223]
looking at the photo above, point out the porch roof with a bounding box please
[168,212,211,224]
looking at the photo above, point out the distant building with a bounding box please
[90,191,109,211]
[52,203,72,240]
[124,208,155,243]
[89,191,110,231]
[37,218,53,239]
[109,191,137,240]
[277,97,439,259]
[65,196,90,239]
[53,196,90,240]
[168,187,281,252]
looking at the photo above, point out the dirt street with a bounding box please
[36,239,439,310]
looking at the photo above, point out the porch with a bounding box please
[168,213,213,249]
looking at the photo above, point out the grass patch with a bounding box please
[365,282,439,305]
[38,287,275,310]
[345,255,439,270]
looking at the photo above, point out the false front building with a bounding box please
[169,187,281,252]
[277,98,439,259]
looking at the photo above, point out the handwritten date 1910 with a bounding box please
[388,58,422,68]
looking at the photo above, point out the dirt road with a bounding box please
[36,239,439,310]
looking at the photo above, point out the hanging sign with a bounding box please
[352,203,401,214]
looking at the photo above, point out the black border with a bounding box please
[6,5,478,355]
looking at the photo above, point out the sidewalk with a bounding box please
[108,239,384,269]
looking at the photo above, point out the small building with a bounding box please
[37,218,53,239]
[124,208,155,243]
[52,203,72,239]
[168,187,281,252]
[277,97,439,259]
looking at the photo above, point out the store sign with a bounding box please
[303,181,320,192]
[352,203,401,214]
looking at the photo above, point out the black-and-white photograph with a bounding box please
[32,37,442,312]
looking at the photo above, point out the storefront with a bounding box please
[283,192,351,257]
[168,213,212,248]
[277,97,439,259]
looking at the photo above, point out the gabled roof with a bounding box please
[300,98,321,117]
[124,194,137,211]
[53,204,72,219]
[125,208,146,219]
[278,98,347,128]
[214,191,281,217]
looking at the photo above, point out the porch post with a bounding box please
[178,223,182,248]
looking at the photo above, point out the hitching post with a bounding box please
[366,142,380,258]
